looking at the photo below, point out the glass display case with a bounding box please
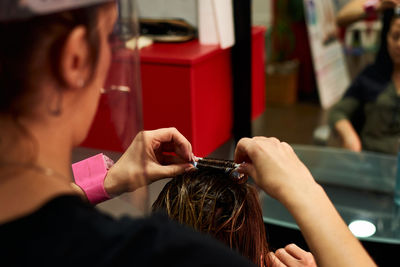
[261,145,399,244]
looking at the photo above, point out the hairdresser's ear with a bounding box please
[59,26,90,89]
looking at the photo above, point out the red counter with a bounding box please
[141,26,266,156]
[81,27,266,156]
[140,40,233,157]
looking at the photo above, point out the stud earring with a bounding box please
[49,91,63,116]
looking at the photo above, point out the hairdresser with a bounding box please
[0,1,258,266]
[329,0,400,153]
[0,0,376,266]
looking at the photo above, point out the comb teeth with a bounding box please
[196,157,239,169]
[193,157,247,183]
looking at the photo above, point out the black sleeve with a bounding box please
[330,62,390,133]
[0,196,255,267]
[109,214,256,267]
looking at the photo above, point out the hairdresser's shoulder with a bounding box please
[112,212,256,267]
[1,195,255,267]
[64,195,256,266]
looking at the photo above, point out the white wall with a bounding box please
[137,0,273,28]
[137,0,198,26]
[252,0,272,28]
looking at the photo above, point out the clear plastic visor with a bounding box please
[102,0,149,216]
[80,0,150,217]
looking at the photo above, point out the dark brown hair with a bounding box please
[0,5,102,117]
[152,169,270,266]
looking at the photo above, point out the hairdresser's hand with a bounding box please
[267,244,317,267]
[234,137,318,204]
[104,128,193,196]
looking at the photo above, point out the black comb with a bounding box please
[192,157,247,183]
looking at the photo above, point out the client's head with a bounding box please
[388,10,400,65]
[152,168,269,266]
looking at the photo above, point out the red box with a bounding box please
[81,27,266,155]
[140,40,233,157]
[81,48,142,152]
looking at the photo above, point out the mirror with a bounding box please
[259,0,399,157]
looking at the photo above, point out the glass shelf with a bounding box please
[261,145,400,244]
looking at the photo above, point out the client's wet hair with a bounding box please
[152,169,270,266]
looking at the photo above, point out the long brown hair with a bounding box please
[152,169,270,266]
[0,5,102,117]
[0,5,104,164]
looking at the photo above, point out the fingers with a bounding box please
[234,136,288,161]
[273,244,317,267]
[150,128,193,162]
[234,137,255,164]
[267,252,287,267]
[237,162,256,179]
[284,244,316,267]
[284,243,306,259]
[156,163,193,178]
[234,136,278,181]
[234,136,291,164]
[275,247,298,267]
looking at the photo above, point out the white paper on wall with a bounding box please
[198,0,219,45]
[137,0,198,27]
[198,0,235,49]
[303,0,350,109]
[213,0,235,49]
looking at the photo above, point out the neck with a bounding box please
[392,68,400,94]
[392,65,400,93]
[394,64,400,75]
[0,114,73,183]
[0,114,78,223]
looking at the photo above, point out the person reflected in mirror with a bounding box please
[329,7,400,154]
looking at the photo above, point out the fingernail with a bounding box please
[237,163,248,172]
[185,165,195,172]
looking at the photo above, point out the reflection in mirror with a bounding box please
[252,2,399,264]
[259,0,399,158]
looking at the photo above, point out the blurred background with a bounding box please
[74,1,399,265]
[131,0,383,153]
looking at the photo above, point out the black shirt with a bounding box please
[0,195,255,267]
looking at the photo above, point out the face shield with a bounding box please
[1,0,150,216]
[100,0,149,215]
[100,0,143,148]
